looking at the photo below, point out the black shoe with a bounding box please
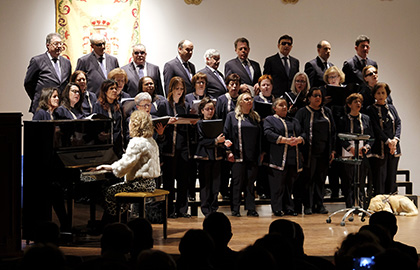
[232,211,241,217]
[318,206,328,214]
[285,209,298,216]
[247,210,259,217]
[304,208,312,215]
[179,213,192,218]
[168,213,178,219]
[188,196,196,202]
[223,196,230,201]
[274,211,284,217]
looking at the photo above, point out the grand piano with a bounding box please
[22,119,119,241]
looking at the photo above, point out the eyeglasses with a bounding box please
[70,89,80,94]
[281,41,292,46]
[50,42,63,47]
[93,42,106,47]
[328,75,338,79]
[243,97,253,102]
[134,51,146,55]
[365,71,377,77]
[138,104,152,108]
[196,81,205,85]
[228,82,238,87]
[295,80,306,84]
[312,94,322,98]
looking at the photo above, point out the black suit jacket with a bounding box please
[121,61,163,97]
[198,66,227,99]
[163,57,196,95]
[75,52,119,96]
[304,57,334,87]
[342,55,377,85]
[263,53,299,97]
[224,57,261,87]
[24,52,72,113]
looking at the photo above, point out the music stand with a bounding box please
[326,133,372,226]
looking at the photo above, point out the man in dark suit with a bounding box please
[342,35,378,85]
[163,40,196,95]
[224,37,261,95]
[263,34,299,97]
[198,49,227,99]
[75,33,119,96]
[24,33,72,113]
[304,40,334,87]
[121,44,163,97]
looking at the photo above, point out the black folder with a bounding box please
[152,116,171,127]
[254,101,273,119]
[325,84,360,106]
[201,119,223,138]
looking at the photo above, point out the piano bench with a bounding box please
[115,189,170,239]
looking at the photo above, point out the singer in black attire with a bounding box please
[224,92,261,217]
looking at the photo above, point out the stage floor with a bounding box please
[42,200,420,259]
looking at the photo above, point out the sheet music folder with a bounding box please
[254,101,273,119]
[202,119,223,138]
[325,84,359,106]
[174,114,200,124]
[152,116,171,127]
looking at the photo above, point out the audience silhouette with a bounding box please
[202,212,238,270]
[177,229,215,270]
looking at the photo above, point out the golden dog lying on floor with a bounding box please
[368,195,418,216]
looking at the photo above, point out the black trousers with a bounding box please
[162,152,189,215]
[268,166,298,213]
[198,160,221,216]
[302,155,329,209]
[230,161,258,212]
[371,153,399,195]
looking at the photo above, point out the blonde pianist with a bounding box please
[90,110,161,224]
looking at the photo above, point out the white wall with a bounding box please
[1,0,419,195]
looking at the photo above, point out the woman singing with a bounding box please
[93,79,125,158]
[70,70,97,115]
[194,97,225,216]
[367,82,401,195]
[224,92,261,217]
[54,83,85,119]
[295,87,336,215]
[32,87,60,120]
[264,98,303,216]
[157,76,192,218]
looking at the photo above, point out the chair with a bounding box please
[115,189,169,239]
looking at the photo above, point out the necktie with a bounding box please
[361,59,367,68]
[214,70,227,89]
[323,62,328,71]
[183,62,192,79]
[138,65,144,79]
[98,56,107,77]
[243,61,252,80]
[52,58,61,81]
[283,56,290,77]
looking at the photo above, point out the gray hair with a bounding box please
[46,33,61,44]
[90,33,105,44]
[133,43,146,51]
[204,49,220,64]
[135,92,152,105]
[290,72,310,96]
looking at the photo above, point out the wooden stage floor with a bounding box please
[41,199,420,259]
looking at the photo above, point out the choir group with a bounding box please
[24,32,401,220]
